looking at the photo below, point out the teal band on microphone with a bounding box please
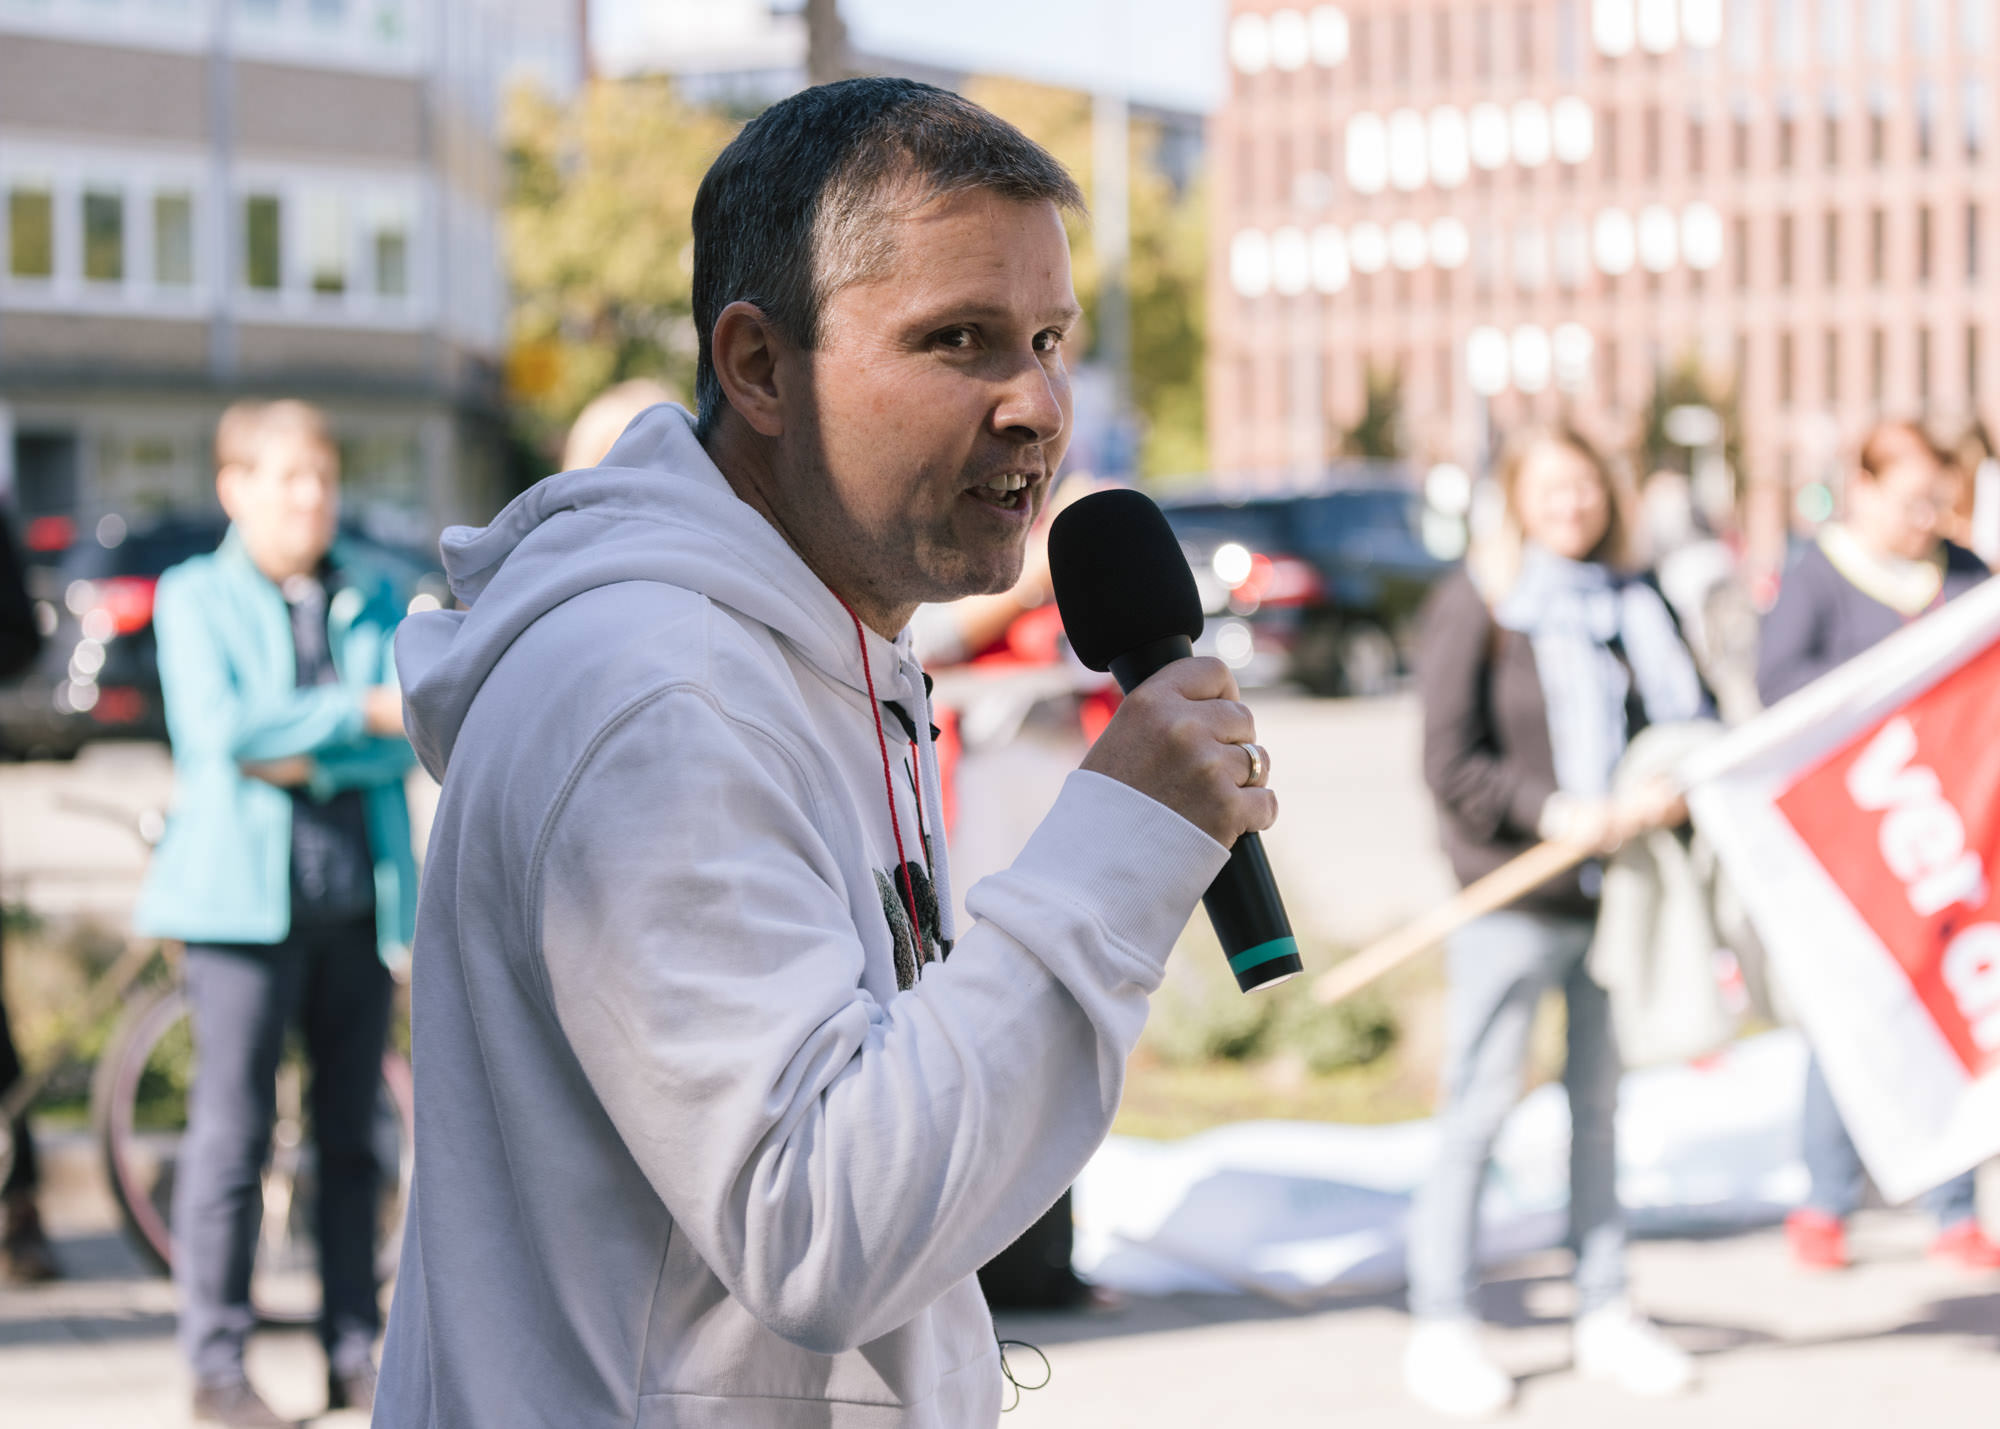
[1227,936,1300,976]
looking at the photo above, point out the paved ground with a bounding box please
[5,1158,1995,1427]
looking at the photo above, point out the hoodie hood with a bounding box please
[396,404,913,778]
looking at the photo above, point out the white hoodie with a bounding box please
[377,405,1229,1428]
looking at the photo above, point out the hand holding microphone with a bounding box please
[1078,657,1277,851]
[1049,488,1302,992]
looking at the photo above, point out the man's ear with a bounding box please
[710,301,789,439]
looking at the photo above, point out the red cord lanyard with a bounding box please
[835,595,929,969]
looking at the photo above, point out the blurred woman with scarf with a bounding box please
[1404,426,1706,1417]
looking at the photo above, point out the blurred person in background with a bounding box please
[1757,419,2000,1274]
[560,377,680,473]
[1407,426,1706,1417]
[0,503,50,1282]
[1946,423,1999,570]
[135,400,416,1427]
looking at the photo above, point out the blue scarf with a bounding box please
[1495,545,1706,799]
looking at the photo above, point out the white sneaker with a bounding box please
[1403,1318,1515,1419]
[1573,1300,1697,1397]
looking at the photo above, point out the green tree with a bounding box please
[503,79,739,458]
[1342,362,1405,459]
[1638,353,1742,482]
[961,77,1209,482]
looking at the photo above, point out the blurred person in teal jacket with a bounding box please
[136,400,414,1429]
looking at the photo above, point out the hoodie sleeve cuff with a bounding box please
[998,770,1232,969]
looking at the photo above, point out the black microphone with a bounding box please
[1047,488,1302,993]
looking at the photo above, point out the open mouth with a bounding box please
[966,471,1038,512]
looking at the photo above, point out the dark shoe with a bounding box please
[328,1359,377,1414]
[191,1379,298,1428]
[0,1194,60,1283]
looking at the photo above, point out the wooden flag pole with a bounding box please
[1311,838,1595,1006]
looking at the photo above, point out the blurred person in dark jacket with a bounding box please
[1758,419,1999,1274]
[135,400,416,1427]
[1405,426,1706,1418]
[0,502,50,1283]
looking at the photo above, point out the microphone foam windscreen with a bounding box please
[1048,488,1204,673]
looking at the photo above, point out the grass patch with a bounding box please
[1113,1052,1432,1140]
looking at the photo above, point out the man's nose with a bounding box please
[992,355,1067,447]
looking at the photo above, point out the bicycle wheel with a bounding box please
[93,978,414,1327]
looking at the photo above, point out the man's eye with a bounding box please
[933,328,975,350]
[1034,330,1066,353]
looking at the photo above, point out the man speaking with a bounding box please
[377,79,1275,1426]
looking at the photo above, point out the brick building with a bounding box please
[0,0,582,541]
[1210,0,1998,565]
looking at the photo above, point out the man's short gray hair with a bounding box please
[691,77,1085,438]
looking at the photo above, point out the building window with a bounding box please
[1778,114,1795,169]
[1970,204,1981,285]
[305,191,348,296]
[309,0,348,27]
[1821,0,1850,59]
[1824,210,1839,286]
[1871,328,1885,403]
[82,189,124,284]
[7,185,54,279]
[1689,115,1706,173]
[1557,0,1579,77]
[1868,0,1897,55]
[1823,109,1838,167]
[1394,10,1411,84]
[244,193,283,291]
[154,191,194,288]
[1825,329,1840,404]
[1476,5,1493,78]
[1237,137,1255,208]
[1969,325,1981,401]
[1436,8,1454,79]
[1968,81,1989,161]
[1731,0,1760,69]
[1914,0,1942,53]
[1517,2,1535,73]
[1603,110,1620,181]
[1969,0,1995,52]
[1870,89,1888,166]
[1779,213,1795,287]
[1916,83,1936,164]
[1918,326,1931,405]
[1645,107,1661,177]
[1355,14,1372,84]
[1918,205,1932,284]
[1734,215,1750,288]
[1870,207,1886,284]
[1776,0,1804,64]
[1733,113,1750,171]
[1780,330,1795,405]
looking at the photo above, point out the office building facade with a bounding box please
[1210,0,1997,564]
[0,0,582,539]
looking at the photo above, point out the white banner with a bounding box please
[1683,576,2000,1203]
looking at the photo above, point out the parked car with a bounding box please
[0,512,447,759]
[1161,480,1459,696]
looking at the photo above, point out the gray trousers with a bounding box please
[1407,910,1625,1320]
[173,917,390,1384]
